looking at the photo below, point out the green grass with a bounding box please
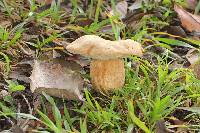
[2,56,198,132]
[0,26,23,49]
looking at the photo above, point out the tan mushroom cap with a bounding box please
[66,35,143,60]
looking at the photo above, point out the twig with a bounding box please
[17,42,33,56]
[20,94,33,131]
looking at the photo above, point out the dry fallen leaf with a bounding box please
[30,59,84,100]
[174,4,200,32]
[9,61,33,83]
[168,117,188,133]
[11,125,24,133]
[0,20,12,28]
[22,33,39,41]
[191,61,200,79]
[186,49,199,65]
[66,55,90,67]
[124,12,147,32]
[110,0,128,19]
[128,0,161,11]
[128,0,142,11]
[155,119,168,133]
[0,90,9,100]
[167,26,187,37]
[185,49,200,79]
[0,12,12,27]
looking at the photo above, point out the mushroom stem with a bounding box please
[90,59,125,91]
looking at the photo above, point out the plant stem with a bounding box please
[94,0,102,23]
[89,0,94,18]
[195,0,200,14]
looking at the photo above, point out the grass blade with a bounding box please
[154,37,194,48]
[127,100,151,133]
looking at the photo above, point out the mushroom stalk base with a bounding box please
[90,59,125,91]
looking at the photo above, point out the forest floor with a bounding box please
[0,0,200,132]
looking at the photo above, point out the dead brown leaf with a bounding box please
[30,59,84,100]
[128,0,142,11]
[110,0,128,19]
[167,26,187,37]
[185,49,200,79]
[191,61,200,79]
[0,90,9,100]
[186,49,199,65]
[66,55,90,67]
[11,125,24,133]
[9,60,33,83]
[174,5,200,32]
[155,119,168,133]
[124,12,147,31]
[0,20,12,28]
[22,33,39,41]
[0,12,12,27]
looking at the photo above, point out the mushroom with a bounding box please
[66,35,143,91]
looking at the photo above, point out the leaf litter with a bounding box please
[30,59,84,100]
[174,4,200,32]
[1,0,200,132]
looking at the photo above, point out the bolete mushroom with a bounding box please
[66,35,143,91]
